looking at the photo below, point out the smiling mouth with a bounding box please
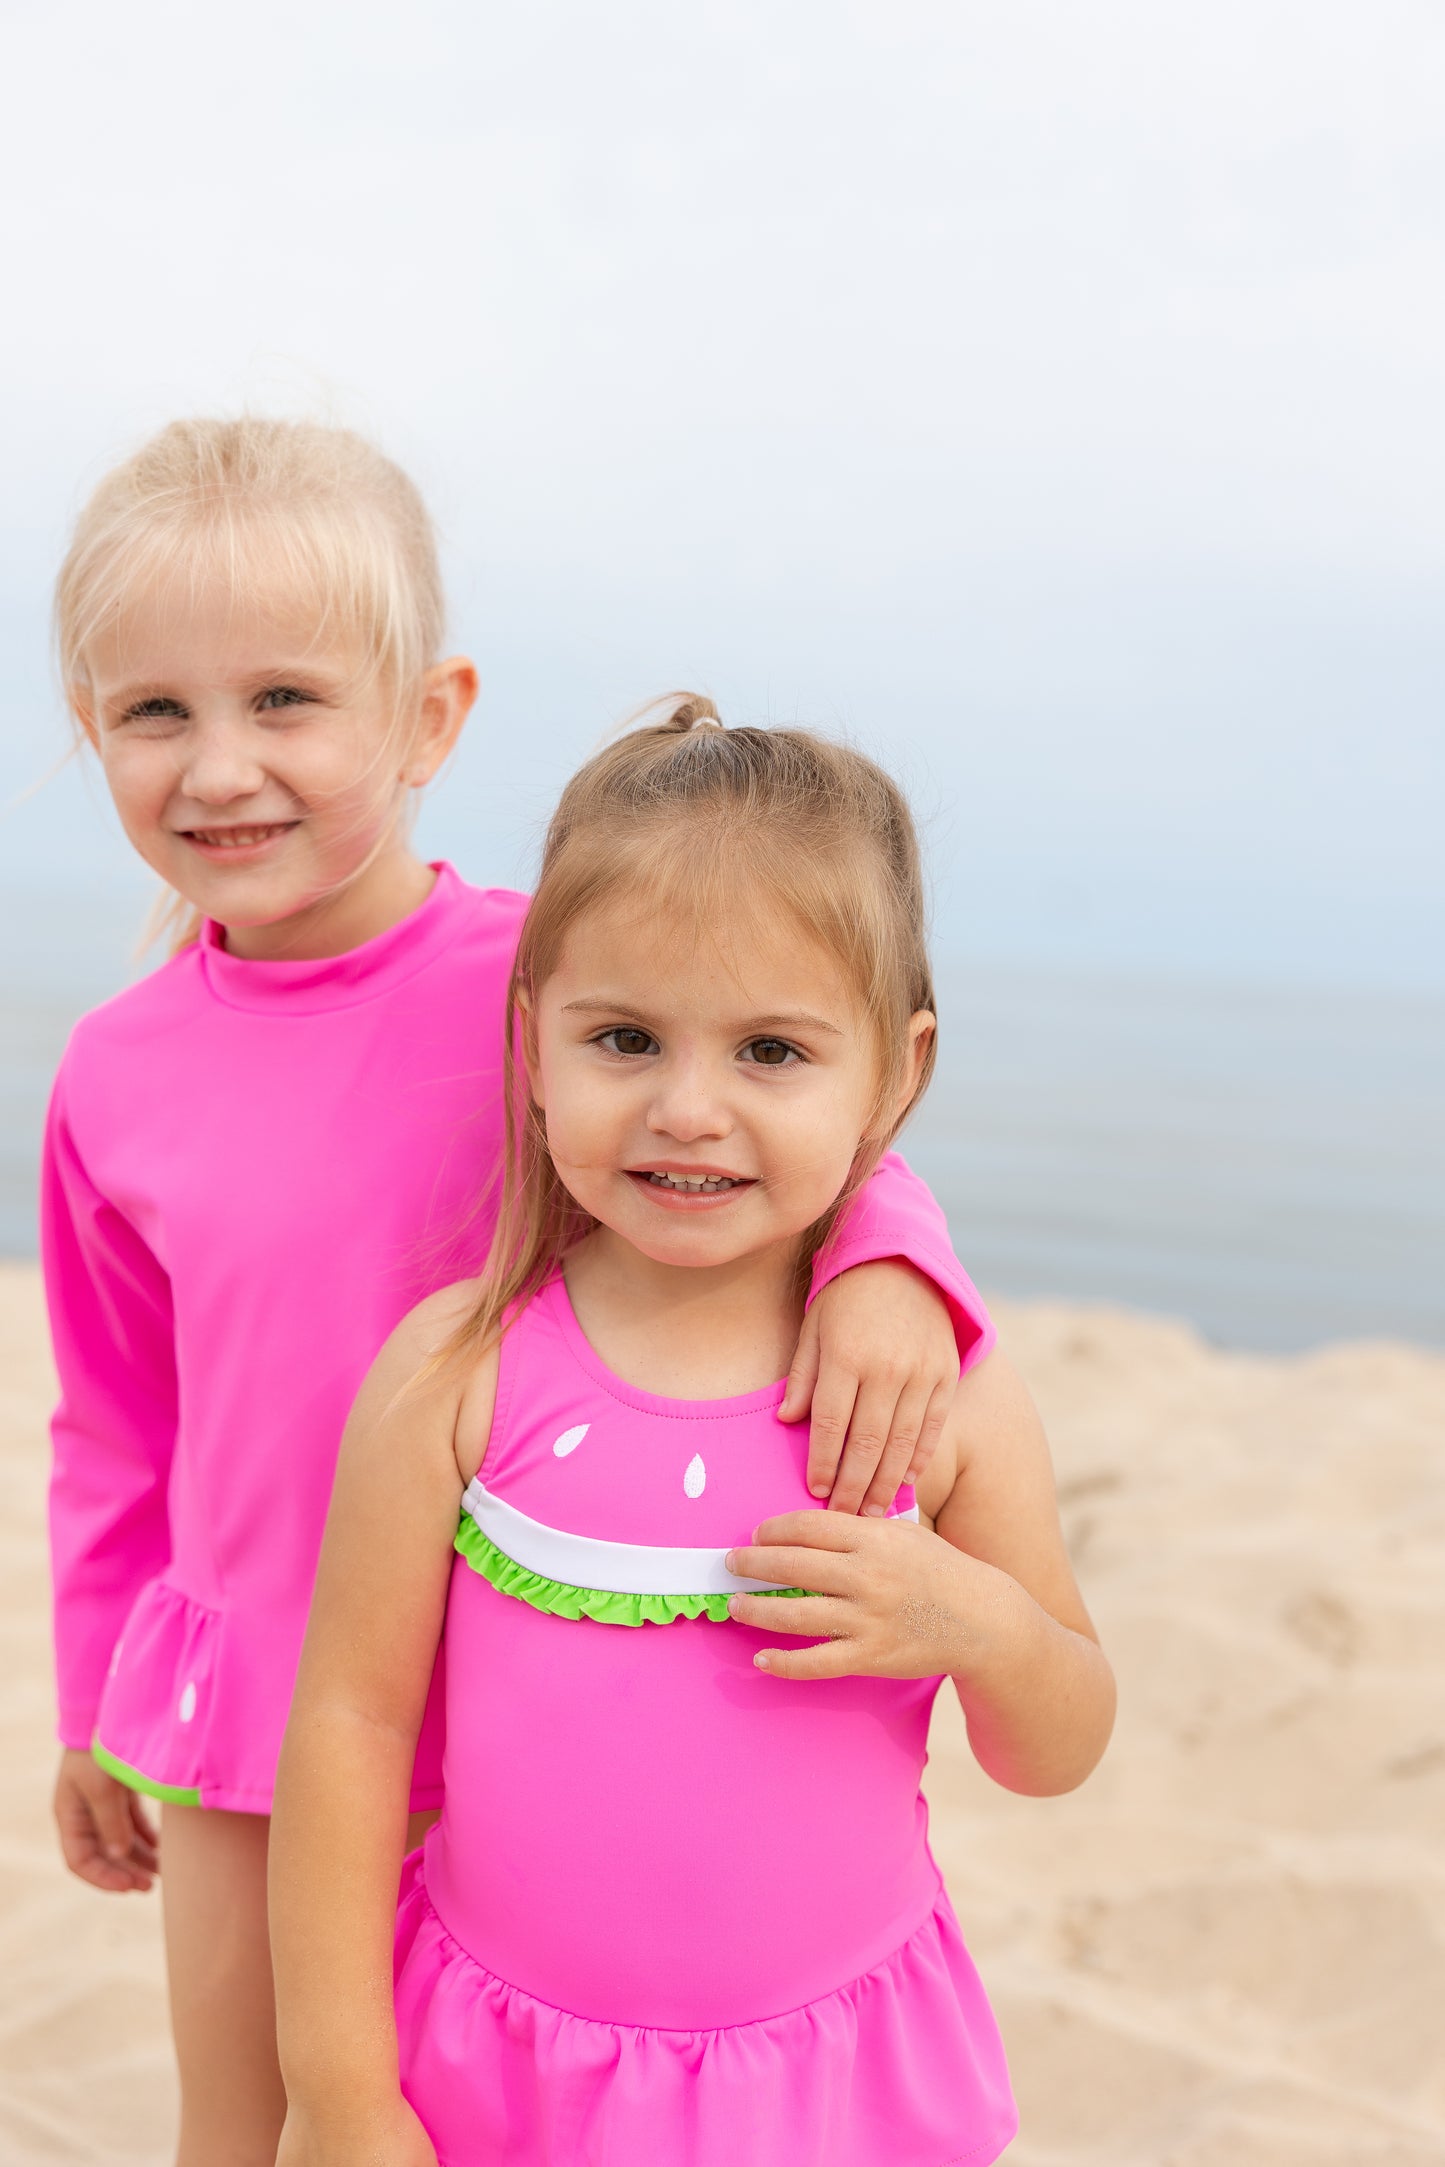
[180,823,298,850]
[630,1170,754,1194]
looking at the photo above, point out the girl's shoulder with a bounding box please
[378,1277,486,1385]
[911,1344,1041,1525]
[445,878,530,952]
[49,948,213,1153]
[363,1279,502,1490]
[61,943,209,1067]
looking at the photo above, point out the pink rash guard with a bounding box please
[42,864,995,1815]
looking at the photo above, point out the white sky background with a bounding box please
[2,0,1442,990]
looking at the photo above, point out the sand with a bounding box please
[0,1257,1441,2164]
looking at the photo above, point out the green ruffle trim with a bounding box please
[92,1738,202,1807]
[454,1514,805,1627]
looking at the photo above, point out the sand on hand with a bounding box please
[1,1261,1442,2165]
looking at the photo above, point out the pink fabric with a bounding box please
[814,1165,995,1378]
[43,865,992,1814]
[396,1857,1016,2167]
[43,868,525,1809]
[401,1275,1014,2162]
[480,1273,908,1555]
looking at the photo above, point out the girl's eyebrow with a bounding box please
[561,996,843,1036]
[102,660,345,702]
[103,679,182,705]
[744,1011,845,1037]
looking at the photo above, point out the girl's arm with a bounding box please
[43,1069,177,1890]
[787,1150,992,1517]
[270,1291,492,2164]
[726,1348,1116,1796]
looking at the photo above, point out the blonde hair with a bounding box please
[442,692,937,1373]
[54,416,446,949]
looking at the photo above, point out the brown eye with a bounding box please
[745,1039,797,1067]
[600,1027,658,1057]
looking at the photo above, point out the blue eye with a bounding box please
[598,1027,658,1057]
[122,696,186,723]
[259,686,313,711]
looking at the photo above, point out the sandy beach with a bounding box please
[1,1257,1441,2164]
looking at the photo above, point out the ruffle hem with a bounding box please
[394,1851,1017,2167]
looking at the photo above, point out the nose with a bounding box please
[174,713,269,807]
[644,1052,734,1145]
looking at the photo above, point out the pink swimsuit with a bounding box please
[43,866,995,1817]
[395,1275,1016,2167]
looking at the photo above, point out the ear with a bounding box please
[861,1011,935,1147]
[405,656,479,786]
[70,687,101,754]
[891,1010,935,1127]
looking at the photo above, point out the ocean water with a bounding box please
[910,965,1444,1351]
[2,882,1440,1352]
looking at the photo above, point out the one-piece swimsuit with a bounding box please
[395,1271,1017,2167]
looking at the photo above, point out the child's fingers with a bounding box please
[904,1377,957,1485]
[53,1762,140,1890]
[55,1796,153,1891]
[82,1852,156,1893]
[752,1637,858,1682]
[802,1368,860,1500]
[60,1761,158,1887]
[826,1379,898,1514]
[746,1510,863,1551]
[53,1773,100,1863]
[727,1560,853,1612]
[88,1773,143,1864]
[778,1306,822,1425]
[126,1793,161,1874]
[858,1382,933,1516]
[54,1813,104,1881]
[727,1591,848,1637]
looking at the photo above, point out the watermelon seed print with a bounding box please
[553,1424,589,1459]
[684,1453,706,1498]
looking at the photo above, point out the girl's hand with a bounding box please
[726,1510,989,1681]
[277,2097,439,2167]
[779,1260,958,1516]
[53,1748,159,1892]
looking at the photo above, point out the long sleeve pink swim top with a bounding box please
[42,863,995,1813]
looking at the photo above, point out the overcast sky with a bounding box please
[3,0,1442,990]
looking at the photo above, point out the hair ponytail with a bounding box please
[658,692,723,732]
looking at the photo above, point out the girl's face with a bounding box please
[75,575,474,958]
[527,895,933,1275]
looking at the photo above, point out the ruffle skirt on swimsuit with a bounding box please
[394,1850,1017,2167]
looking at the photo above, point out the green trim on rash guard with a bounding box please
[92,1737,203,1807]
[453,1514,807,1626]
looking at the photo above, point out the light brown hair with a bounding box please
[442,692,937,1372]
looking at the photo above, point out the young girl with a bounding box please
[270,706,1115,2167]
[45,421,997,2165]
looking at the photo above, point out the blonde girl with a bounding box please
[45,424,991,2165]
[270,703,1114,2167]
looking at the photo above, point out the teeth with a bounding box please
[646,1173,740,1192]
[190,825,287,849]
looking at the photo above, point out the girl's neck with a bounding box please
[562,1229,806,1401]
[219,850,437,963]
